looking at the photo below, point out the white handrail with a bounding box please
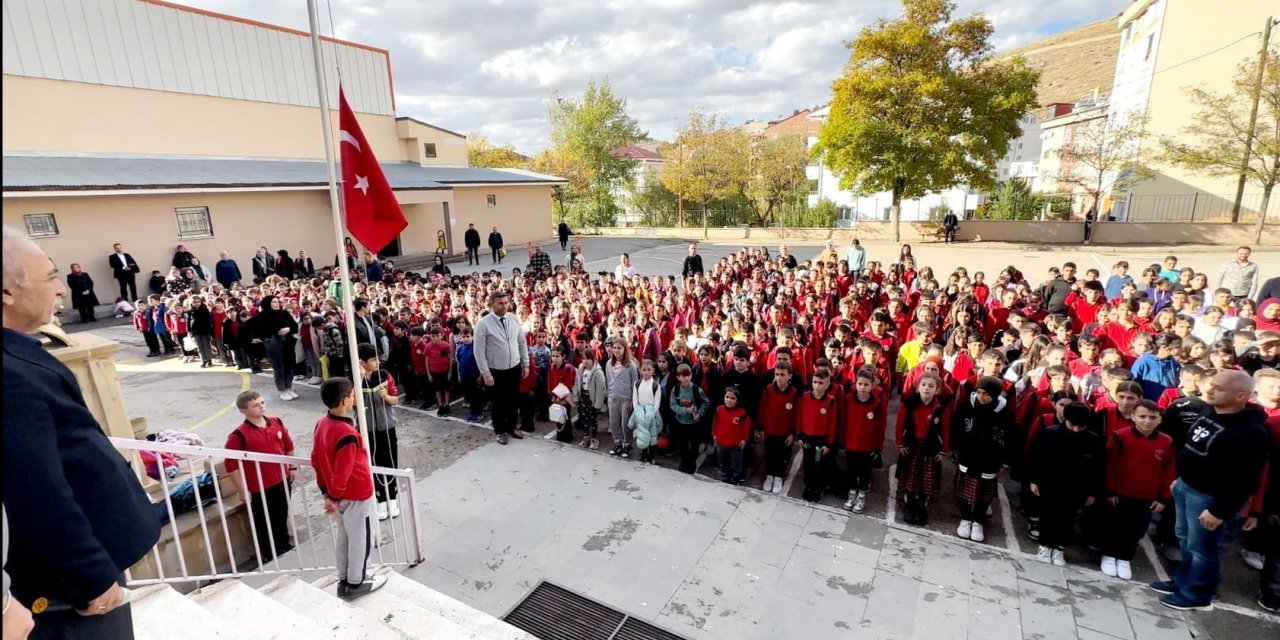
[110,437,424,587]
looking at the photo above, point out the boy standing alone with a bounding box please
[225,391,296,563]
[312,378,386,600]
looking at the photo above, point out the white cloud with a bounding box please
[184,0,1128,153]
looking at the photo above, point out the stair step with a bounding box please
[190,580,338,640]
[312,575,491,640]
[131,584,239,640]
[259,575,408,640]
[381,573,535,640]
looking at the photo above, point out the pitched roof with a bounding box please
[610,144,663,160]
[0,154,565,192]
[395,117,467,139]
[999,17,1121,107]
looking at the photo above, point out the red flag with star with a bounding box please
[338,88,406,253]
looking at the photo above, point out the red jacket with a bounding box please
[712,405,753,447]
[1099,406,1135,438]
[310,413,373,501]
[547,364,576,397]
[1106,426,1176,501]
[757,383,801,437]
[894,394,950,452]
[1157,388,1185,410]
[839,391,885,452]
[795,390,839,443]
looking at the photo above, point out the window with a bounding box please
[174,206,213,239]
[424,143,437,158]
[486,194,497,207]
[1144,35,1154,61]
[808,179,819,195]
[23,213,58,237]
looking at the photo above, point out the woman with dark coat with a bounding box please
[245,295,299,400]
[294,250,316,278]
[66,263,99,323]
[187,297,215,367]
[275,250,295,280]
[431,255,452,277]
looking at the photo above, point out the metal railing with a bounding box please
[110,437,425,587]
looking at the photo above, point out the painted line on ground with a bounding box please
[779,450,803,496]
[186,371,251,433]
[1090,253,1108,272]
[1139,536,1171,583]
[996,482,1019,554]
[885,463,898,524]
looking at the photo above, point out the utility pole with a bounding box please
[1234,15,1274,222]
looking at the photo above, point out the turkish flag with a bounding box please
[338,88,406,254]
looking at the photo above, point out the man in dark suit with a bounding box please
[942,210,959,244]
[4,227,160,639]
[107,242,139,301]
[464,223,482,266]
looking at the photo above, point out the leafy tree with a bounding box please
[1160,47,1280,227]
[546,79,647,227]
[812,0,1039,242]
[747,135,810,226]
[466,134,526,168]
[628,181,680,226]
[659,111,750,231]
[1052,110,1154,218]
[984,179,1044,220]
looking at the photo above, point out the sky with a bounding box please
[187,0,1130,154]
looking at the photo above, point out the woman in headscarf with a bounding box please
[65,263,99,323]
[246,295,300,400]
[275,249,296,280]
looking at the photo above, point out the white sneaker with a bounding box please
[852,491,867,514]
[771,477,783,494]
[764,476,775,492]
[1101,556,1118,577]
[308,376,324,385]
[1116,560,1132,580]
[957,520,972,539]
[1036,546,1054,564]
[843,495,856,511]
[388,500,401,519]
[376,502,389,521]
[281,392,295,401]
[970,522,985,543]
[1051,549,1066,567]
[1242,549,1266,571]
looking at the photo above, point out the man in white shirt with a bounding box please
[614,253,637,280]
[473,290,529,444]
[844,239,866,276]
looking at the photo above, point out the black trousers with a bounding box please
[764,435,791,478]
[462,377,484,415]
[845,450,875,493]
[33,602,134,640]
[466,246,479,264]
[673,420,701,473]
[143,330,161,354]
[517,391,536,431]
[116,275,137,301]
[1039,494,1085,549]
[488,366,520,435]
[800,435,828,493]
[559,237,569,250]
[1103,497,1154,561]
[250,481,294,562]
[367,427,399,502]
[492,248,502,264]
[944,226,956,243]
[77,305,95,322]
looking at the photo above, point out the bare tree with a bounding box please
[1053,110,1154,218]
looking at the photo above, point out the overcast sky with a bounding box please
[189,0,1128,153]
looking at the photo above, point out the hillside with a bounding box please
[1000,17,1121,106]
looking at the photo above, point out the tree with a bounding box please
[812,0,1039,242]
[747,134,810,226]
[627,181,680,226]
[1161,46,1280,228]
[467,134,526,168]
[1053,110,1154,219]
[546,79,647,227]
[659,110,750,233]
[984,179,1044,220]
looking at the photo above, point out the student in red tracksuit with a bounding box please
[1098,380,1142,437]
[757,363,800,495]
[312,378,384,600]
[1157,365,1203,410]
[896,373,949,526]
[796,370,839,503]
[1101,400,1175,580]
[839,369,885,514]
[712,387,753,485]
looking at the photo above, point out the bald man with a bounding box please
[1151,370,1269,611]
[3,226,159,638]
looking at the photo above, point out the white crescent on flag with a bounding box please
[339,130,361,152]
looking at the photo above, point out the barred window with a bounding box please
[23,213,58,237]
[424,143,437,158]
[175,207,213,239]
[487,194,497,207]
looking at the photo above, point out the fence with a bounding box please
[1120,193,1274,223]
[112,437,424,587]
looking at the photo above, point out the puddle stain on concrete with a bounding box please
[582,517,641,553]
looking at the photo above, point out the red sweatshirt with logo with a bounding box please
[712,405,753,447]
[1106,426,1176,501]
[311,413,373,501]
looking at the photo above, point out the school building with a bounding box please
[1,0,565,292]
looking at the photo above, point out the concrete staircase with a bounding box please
[131,570,536,640]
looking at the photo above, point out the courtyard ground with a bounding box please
[81,237,1279,639]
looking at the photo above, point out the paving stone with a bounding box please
[861,569,921,637]
[1017,577,1078,640]
[1126,609,1192,640]
[966,598,1022,640]
[920,537,973,594]
[771,498,815,526]
[1015,556,1070,589]
[841,515,889,549]
[776,545,836,602]
[914,586,969,640]
[1068,577,1137,640]
[750,516,804,569]
[967,550,1021,608]
[878,528,929,580]
[796,509,850,556]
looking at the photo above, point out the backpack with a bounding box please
[634,378,660,396]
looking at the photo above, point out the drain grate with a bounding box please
[504,582,689,640]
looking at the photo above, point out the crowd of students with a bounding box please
[134,238,1280,613]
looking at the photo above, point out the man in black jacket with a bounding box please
[107,242,140,301]
[488,227,504,265]
[1151,370,1269,611]
[464,223,482,265]
[682,243,704,277]
[1040,262,1077,315]
[4,227,160,639]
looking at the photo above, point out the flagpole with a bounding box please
[307,0,373,466]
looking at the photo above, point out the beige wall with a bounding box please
[2,190,340,295]
[395,119,468,166]
[1130,1,1274,205]
[399,202,449,255]
[2,75,405,161]
[451,186,554,257]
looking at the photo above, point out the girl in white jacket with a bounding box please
[630,360,663,463]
